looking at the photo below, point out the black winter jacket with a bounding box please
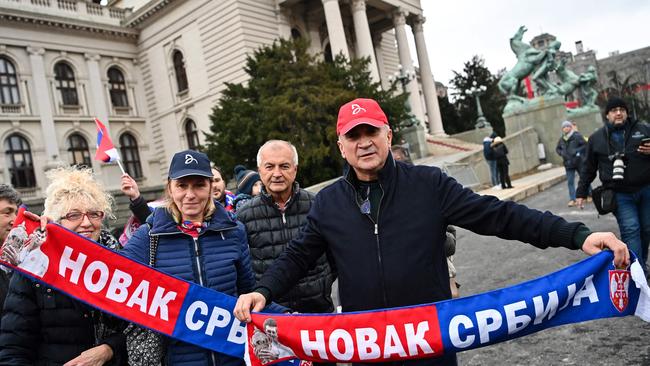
[258,154,584,312]
[577,119,650,197]
[237,184,334,313]
[0,231,126,365]
[556,131,587,169]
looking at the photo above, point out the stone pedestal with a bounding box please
[568,108,603,137]
[401,125,428,160]
[504,96,567,166]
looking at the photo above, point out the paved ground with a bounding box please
[455,181,650,365]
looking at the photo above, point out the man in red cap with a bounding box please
[235,98,629,366]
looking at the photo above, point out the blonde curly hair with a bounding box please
[43,167,114,222]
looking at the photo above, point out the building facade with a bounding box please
[0,0,444,204]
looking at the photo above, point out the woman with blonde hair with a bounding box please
[120,150,268,366]
[0,166,126,365]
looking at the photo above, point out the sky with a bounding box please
[419,0,650,90]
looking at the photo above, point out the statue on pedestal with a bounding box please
[555,58,580,97]
[531,40,562,97]
[568,65,599,115]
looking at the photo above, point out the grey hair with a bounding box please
[0,184,21,207]
[256,140,299,167]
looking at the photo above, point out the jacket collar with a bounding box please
[147,200,238,235]
[260,182,301,208]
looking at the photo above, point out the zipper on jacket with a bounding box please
[343,178,389,308]
[281,212,286,224]
[193,237,205,287]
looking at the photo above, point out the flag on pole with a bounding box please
[94,118,119,163]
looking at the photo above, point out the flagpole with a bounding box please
[115,158,127,175]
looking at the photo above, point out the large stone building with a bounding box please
[0,0,444,207]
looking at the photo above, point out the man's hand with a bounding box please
[63,344,113,366]
[24,211,50,232]
[234,292,267,323]
[120,174,141,200]
[581,232,629,268]
[638,141,650,155]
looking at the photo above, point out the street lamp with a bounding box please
[464,81,491,129]
[388,64,419,128]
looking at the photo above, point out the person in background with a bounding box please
[556,120,587,207]
[233,164,263,212]
[237,140,335,313]
[211,166,235,211]
[0,167,126,365]
[483,131,499,187]
[491,136,513,189]
[577,97,650,270]
[0,184,21,312]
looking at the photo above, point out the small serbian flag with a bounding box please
[94,118,119,163]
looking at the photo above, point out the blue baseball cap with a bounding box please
[168,150,213,180]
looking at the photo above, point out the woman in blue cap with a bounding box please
[121,150,273,366]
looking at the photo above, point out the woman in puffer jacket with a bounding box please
[0,167,126,365]
[121,150,279,366]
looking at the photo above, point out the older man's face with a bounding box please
[258,143,297,199]
[0,199,18,243]
[337,124,392,181]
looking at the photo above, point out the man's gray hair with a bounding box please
[0,184,21,207]
[256,140,299,167]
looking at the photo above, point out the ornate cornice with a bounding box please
[0,10,139,40]
[122,0,174,28]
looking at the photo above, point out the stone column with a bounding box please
[321,0,349,60]
[411,15,446,136]
[85,53,109,127]
[392,9,425,123]
[373,34,388,89]
[27,47,60,163]
[275,4,292,40]
[350,0,379,82]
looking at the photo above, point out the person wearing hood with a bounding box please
[556,120,587,207]
[577,97,650,270]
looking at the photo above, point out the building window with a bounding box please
[185,119,200,151]
[108,67,129,107]
[172,50,189,93]
[67,133,91,168]
[291,28,302,40]
[54,62,79,105]
[4,134,36,188]
[119,132,142,178]
[0,56,20,105]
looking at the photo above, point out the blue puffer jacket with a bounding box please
[121,203,255,366]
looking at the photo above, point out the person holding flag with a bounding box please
[95,117,127,174]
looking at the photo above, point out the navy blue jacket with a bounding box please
[258,154,584,312]
[121,204,256,366]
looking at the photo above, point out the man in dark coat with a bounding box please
[556,120,587,206]
[577,97,650,270]
[237,140,334,313]
[0,184,21,312]
[235,98,629,366]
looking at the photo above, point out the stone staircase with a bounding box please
[425,134,483,156]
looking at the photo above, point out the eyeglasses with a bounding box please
[60,211,105,222]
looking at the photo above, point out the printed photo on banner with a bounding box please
[1,222,49,277]
[250,318,296,365]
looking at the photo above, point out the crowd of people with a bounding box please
[0,96,644,366]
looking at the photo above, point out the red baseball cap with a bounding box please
[336,98,388,135]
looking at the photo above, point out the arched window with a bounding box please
[172,50,189,93]
[119,132,142,178]
[0,56,20,105]
[4,134,36,188]
[67,133,91,168]
[54,62,78,105]
[291,28,302,40]
[185,119,200,151]
[107,67,129,107]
